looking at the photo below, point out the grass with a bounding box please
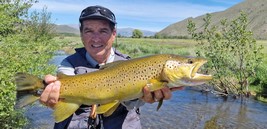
[53,36,83,54]
[114,38,198,58]
[54,36,199,57]
[257,40,267,54]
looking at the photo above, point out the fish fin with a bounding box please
[54,101,80,123]
[96,100,120,116]
[99,60,125,70]
[103,102,120,117]
[15,72,44,108]
[15,72,44,91]
[156,99,164,111]
[15,95,39,108]
[147,79,165,91]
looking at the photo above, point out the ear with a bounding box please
[112,29,117,36]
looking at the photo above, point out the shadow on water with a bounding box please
[24,53,267,129]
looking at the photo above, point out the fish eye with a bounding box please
[188,59,193,64]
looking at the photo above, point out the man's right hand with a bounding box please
[39,74,61,108]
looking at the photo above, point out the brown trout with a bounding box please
[15,54,212,122]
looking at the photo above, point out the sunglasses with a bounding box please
[79,6,116,24]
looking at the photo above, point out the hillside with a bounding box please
[117,27,156,37]
[54,25,80,35]
[55,25,156,37]
[158,0,267,39]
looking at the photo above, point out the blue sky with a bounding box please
[31,0,243,32]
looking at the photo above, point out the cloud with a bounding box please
[31,0,84,12]
[30,0,240,31]
[32,0,226,20]
[111,1,226,23]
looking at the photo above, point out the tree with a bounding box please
[0,0,36,40]
[0,0,59,128]
[132,29,143,38]
[24,6,55,41]
[187,12,263,96]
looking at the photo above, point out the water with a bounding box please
[48,50,68,65]
[140,88,267,129]
[24,54,267,129]
[24,89,267,129]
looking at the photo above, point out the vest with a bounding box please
[54,48,138,129]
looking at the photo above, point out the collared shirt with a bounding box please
[85,48,115,68]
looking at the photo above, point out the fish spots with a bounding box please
[165,60,181,70]
[106,88,110,92]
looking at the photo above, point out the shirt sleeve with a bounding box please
[57,58,75,76]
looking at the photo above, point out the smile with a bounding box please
[91,44,104,48]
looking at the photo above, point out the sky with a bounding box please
[31,0,244,32]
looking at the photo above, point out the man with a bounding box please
[40,5,174,129]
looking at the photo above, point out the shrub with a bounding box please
[0,0,62,128]
[187,12,264,96]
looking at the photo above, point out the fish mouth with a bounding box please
[190,60,212,81]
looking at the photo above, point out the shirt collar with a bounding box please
[85,48,115,67]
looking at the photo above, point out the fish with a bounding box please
[15,54,212,123]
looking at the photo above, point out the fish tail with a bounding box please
[15,72,45,108]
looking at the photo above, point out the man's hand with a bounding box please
[142,85,184,103]
[39,74,61,108]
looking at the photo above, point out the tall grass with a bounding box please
[114,38,197,58]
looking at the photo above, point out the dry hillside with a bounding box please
[158,0,267,39]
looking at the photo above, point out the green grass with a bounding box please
[55,36,199,57]
[114,38,198,58]
[257,40,267,54]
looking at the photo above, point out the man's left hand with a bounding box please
[142,86,183,103]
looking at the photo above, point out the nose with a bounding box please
[91,33,101,42]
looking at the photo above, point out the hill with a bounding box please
[158,0,267,39]
[55,25,156,37]
[117,27,156,37]
[54,25,80,35]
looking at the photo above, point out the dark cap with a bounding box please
[79,5,116,24]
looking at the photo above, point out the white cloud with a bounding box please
[32,0,226,19]
[30,0,240,31]
[31,0,84,12]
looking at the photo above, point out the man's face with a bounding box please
[80,19,116,64]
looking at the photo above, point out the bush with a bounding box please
[0,0,62,128]
[132,29,143,38]
[187,12,264,96]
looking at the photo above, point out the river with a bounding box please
[23,54,267,129]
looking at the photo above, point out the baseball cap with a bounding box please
[79,5,117,24]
